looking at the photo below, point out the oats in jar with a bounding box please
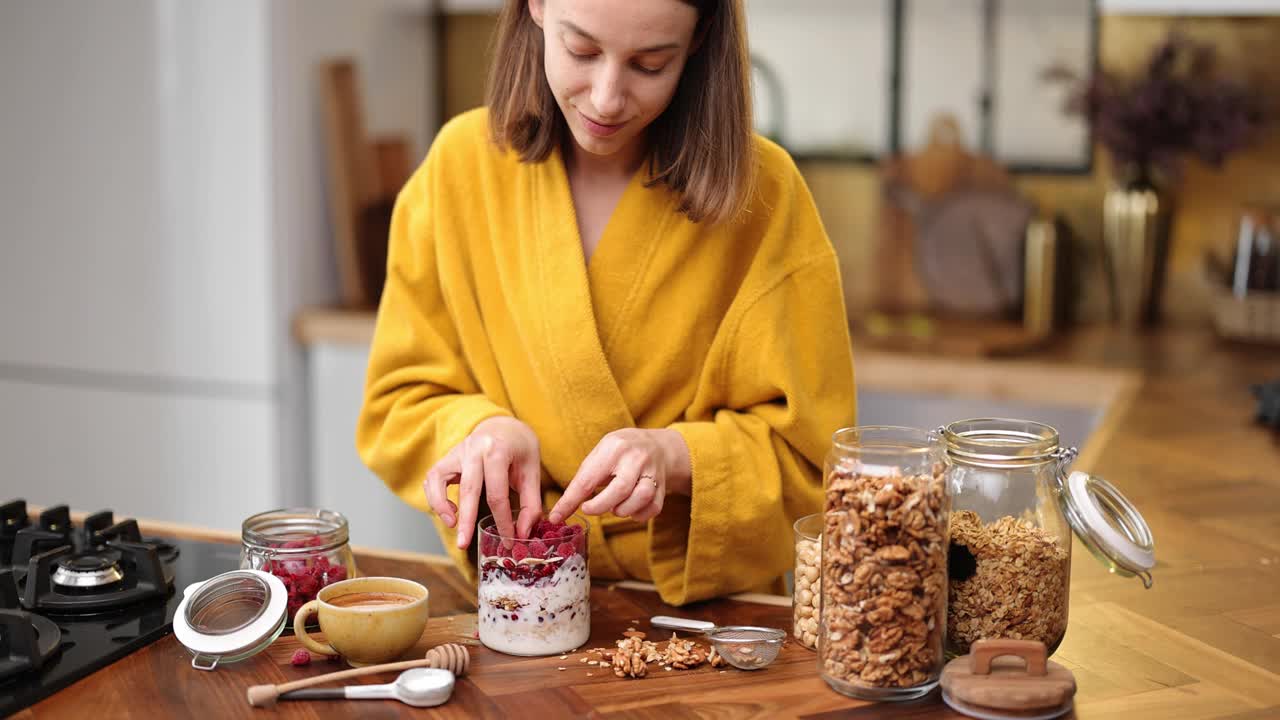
[946,510,1070,654]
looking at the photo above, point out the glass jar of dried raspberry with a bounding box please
[239,508,357,624]
[819,426,949,702]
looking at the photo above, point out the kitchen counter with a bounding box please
[18,323,1280,718]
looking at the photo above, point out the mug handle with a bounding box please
[293,600,337,657]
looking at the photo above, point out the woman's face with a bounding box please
[529,0,699,164]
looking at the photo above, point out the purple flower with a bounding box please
[1044,32,1269,184]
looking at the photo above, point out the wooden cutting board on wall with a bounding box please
[320,59,413,310]
[862,114,1046,357]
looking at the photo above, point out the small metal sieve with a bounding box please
[650,616,786,670]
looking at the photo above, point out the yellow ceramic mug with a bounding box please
[293,576,429,667]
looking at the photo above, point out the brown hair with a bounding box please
[486,0,755,225]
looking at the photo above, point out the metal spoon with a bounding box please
[277,667,455,707]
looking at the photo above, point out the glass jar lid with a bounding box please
[942,418,1155,588]
[1060,471,1155,588]
[172,569,288,670]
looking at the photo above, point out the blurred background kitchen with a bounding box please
[1,0,1276,556]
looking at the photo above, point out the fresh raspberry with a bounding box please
[556,542,575,558]
[290,649,311,666]
[511,543,529,562]
[313,555,330,570]
[538,520,566,540]
[326,566,347,583]
[528,540,548,559]
[479,533,498,556]
[532,520,553,538]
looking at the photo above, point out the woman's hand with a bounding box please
[548,428,691,524]
[424,416,543,549]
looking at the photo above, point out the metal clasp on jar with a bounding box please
[242,544,277,571]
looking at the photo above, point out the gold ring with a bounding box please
[639,474,656,487]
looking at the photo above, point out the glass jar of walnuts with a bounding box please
[818,426,949,702]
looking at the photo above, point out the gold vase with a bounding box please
[1102,182,1173,327]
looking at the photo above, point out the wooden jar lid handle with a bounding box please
[970,639,1047,676]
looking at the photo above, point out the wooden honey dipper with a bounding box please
[246,643,470,708]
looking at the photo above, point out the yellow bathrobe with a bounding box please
[356,108,855,606]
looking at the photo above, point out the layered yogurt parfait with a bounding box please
[476,514,590,656]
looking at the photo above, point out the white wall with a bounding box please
[0,0,280,528]
[0,0,273,385]
[0,0,435,536]
[309,343,446,556]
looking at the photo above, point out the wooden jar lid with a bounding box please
[940,639,1076,719]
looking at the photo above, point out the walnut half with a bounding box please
[612,637,648,679]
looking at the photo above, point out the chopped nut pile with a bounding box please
[793,534,820,650]
[820,465,947,690]
[583,629,725,679]
[947,510,1070,654]
[664,636,708,669]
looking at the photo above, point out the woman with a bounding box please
[356,0,855,606]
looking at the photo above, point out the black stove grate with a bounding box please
[0,499,242,716]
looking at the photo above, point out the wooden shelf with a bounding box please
[1101,0,1280,14]
[293,307,377,346]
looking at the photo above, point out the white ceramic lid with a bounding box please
[172,569,288,670]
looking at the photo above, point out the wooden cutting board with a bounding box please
[222,584,931,717]
[254,587,862,718]
[874,113,1031,320]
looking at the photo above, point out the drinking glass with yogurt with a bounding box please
[476,514,590,656]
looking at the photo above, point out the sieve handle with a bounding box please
[651,616,715,634]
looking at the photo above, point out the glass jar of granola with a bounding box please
[941,418,1156,658]
[792,513,822,650]
[818,426,949,702]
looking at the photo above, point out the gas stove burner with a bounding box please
[0,609,62,683]
[52,552,125,590]
[2,506,178,614]
[0,571,63,684]
[1,499,229,717]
